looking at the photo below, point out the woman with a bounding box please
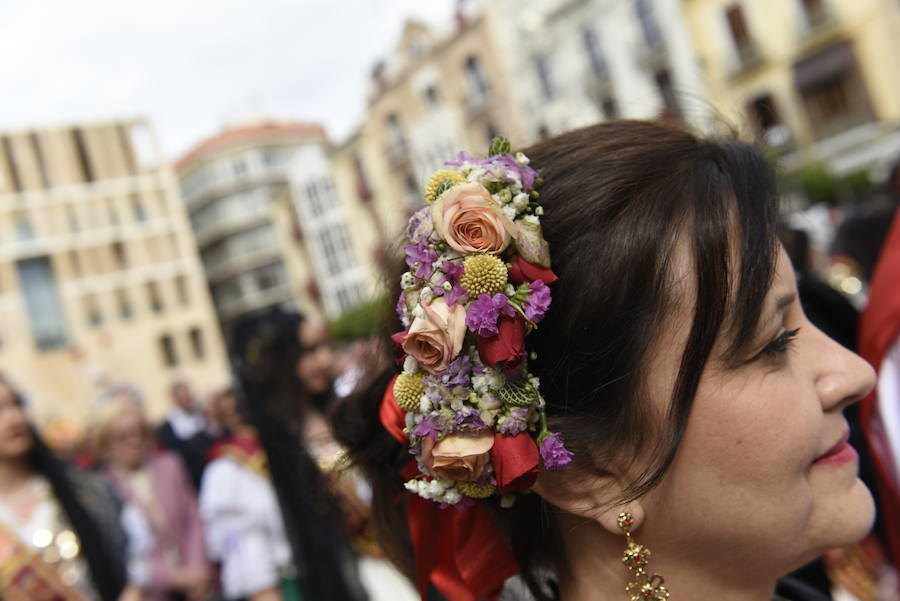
[0,375,136,601]
[93,387,210,601]
[199,388,297,601]
[333,121,878,601]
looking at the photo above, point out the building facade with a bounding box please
[177,121,377,325]
[0,118,229,422]
[684,0,900,175]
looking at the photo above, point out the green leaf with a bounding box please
[489,135,511,156]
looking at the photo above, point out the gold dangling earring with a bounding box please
[617,512,670,601]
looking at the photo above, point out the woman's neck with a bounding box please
[0,456,35,494]
[557,514,778,601]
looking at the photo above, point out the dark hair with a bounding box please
[230,306,366,601]
[331,120,779,599]
[0,378,127,601]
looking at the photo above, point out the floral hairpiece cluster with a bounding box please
[392,136,572,506]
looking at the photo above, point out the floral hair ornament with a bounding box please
[381,136,570,601]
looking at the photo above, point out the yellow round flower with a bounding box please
[458,481,497,499]
[460,254,508,297]
[424,170,465,204]
[393,372,425,412]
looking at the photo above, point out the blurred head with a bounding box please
[297,320,334,396]
[215,388,247,433]
[170,380,195,412]
[0,377,33,461]
[93,389,151,471]
[337,121,877,597]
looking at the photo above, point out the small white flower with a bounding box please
[413,414,424,424]
[535,206,544,216]
[403,356,419,375]
[471,374,489,395]
[515,152,530,166]
[442,281,453,291]
[467,167,487,182]
[505,283,515,296]
[419,287,434,304]
[512,193,529,212]
[405,413,416,429]
[478,393,502,410]
[419,396,431,413]
[502,205,517,222]
[401,272,414,289]
[428,480,447,496]
[444,489,462,505]
[529,376,541,390]
[412,304,425,318]
[523,214,540,226]
[404,480,417,493]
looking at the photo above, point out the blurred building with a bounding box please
[176,120,378,326]
[684,0,900,175]
[487,0,713,139]
[0,118,229,422]
[359,14,529,234]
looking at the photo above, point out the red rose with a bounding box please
[491,433,539,493]
[508,255,559,285]
[476,315,525,370]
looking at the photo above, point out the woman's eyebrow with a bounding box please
[775,292,796,313]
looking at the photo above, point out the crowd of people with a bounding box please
[1,120,900,601]
[0,308,418,601]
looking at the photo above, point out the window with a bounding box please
[159,334,177,367]
[111,242,127,269]
[67,205,80,233]
[14,212,34,241]
[30,133,50,188]
[168,232,179,258]
[602,96,619,119]
[17,257,69,350]
[85,294,103,327]
[189,327,205,359]
[801,0,827,24]
[146,281,164,313]
[353,155,372,202]
[306,182,327,218]
[465,56,489,99]
[725,3,756,63]
[386,114,407,155]
[534,55,555,100]
[253,263,284,291]
[69,251,82,278]
[131,194,146,223]
[635,0,662,47]
[582,27,607,77]
[117,289,133,320]
[175,275,189,306]
[654,69,681,119]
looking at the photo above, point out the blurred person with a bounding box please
[230,307,372,601]
[0,375,138,601]
[199,388,298,601]
[94,387,211,601]
[156,381,214,491]
[333,339,372,399]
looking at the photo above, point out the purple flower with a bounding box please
[442,355,472,387]
[406,206,434,244]
[404,239,437,280]
[412,417,439,440]
[523,280,552,323]
[466,294,515,337]
[540,432,573,470]
[455,406,485,430]
[395,292,407,323]
[491,154,539,190]
[498,407,529,436]
[434,260,467,307]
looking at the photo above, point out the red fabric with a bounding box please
[378,379,521,601]
[858,209,900,575]
[379,375,408,444]
[508,256,559,285]
[477,315,525,370]
[207,430,264,462]
[491,433,539,493]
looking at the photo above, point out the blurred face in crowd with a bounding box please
[297,321,334,396]
[217,391,245,433]
[171,382,195,412]
[0,382,32,461]
[103,399,149,470]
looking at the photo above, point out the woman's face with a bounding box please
[103,402,148,470]
[297,321,334,396]
[640,246,875,582]
[0,384,32,460]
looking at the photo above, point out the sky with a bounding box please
[0,0,456,161]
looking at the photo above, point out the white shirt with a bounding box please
[166,407,206,440]
[199,457,292,598]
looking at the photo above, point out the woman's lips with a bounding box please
[813,431,857,466]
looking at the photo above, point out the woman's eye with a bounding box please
[760,328,800,359]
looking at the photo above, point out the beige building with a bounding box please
[358,15,530,240]
[177,120,381,325]
[0,118,230,423]
[684,0,900,175]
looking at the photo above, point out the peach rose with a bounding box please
[402,297,467,374]
[432,182,515,255]
[421,430,494,482]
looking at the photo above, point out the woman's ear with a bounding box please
[532,467,645,536]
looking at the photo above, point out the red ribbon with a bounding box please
[379,380,520,601]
